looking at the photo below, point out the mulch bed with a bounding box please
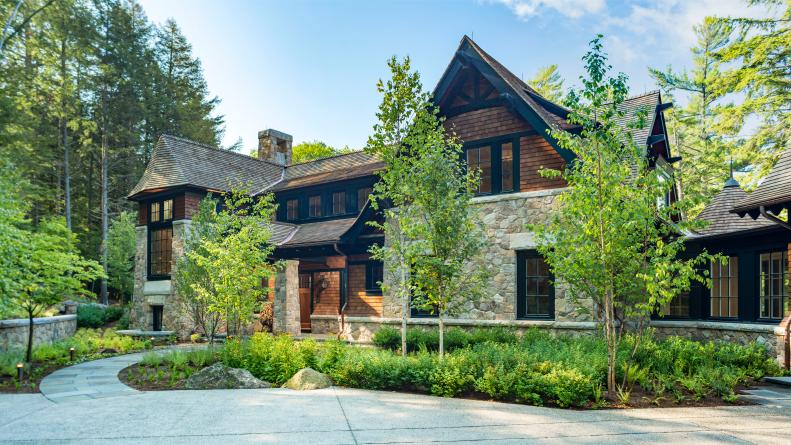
[0,362,63,394]
[118,363,193,391]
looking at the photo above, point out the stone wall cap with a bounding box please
[650,320,778,333]
[471,188,566,204]
[0,314,76,328]
[340,316,596,330]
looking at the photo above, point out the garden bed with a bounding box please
[118,329,783,409]
[0,328,159,393]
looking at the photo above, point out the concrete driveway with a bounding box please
[1,384,791,444]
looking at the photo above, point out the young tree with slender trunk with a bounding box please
[532,36,712,397]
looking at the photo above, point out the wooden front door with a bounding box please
[298,274,312,332]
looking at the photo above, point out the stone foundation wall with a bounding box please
[0,315,77,350]
[273,260,300,336]
[651,320,779,352]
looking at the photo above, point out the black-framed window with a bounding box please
[759,250,788,320]
[465,136,520,196]
[332,191,346,215]
[357,187,372,210]
[147,198,174,280]
[309,195,321,218]
[662,291,690,318]
[286,199,299,221]
[516,250,554,319]
[365,261,383,294]
[711,256,738,318]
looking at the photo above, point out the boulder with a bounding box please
[185,363,271,390]
[283,368,332,390]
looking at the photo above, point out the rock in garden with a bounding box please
[283,368,332,390]
[185,363,271,390]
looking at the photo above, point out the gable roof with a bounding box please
[128,135,283,199]
[271,151,383,192]
[434,36,667,161]
[732,145,791,218]
[693,179,775,238]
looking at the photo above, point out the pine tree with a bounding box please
[528,64,565,103]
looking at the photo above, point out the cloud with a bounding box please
[489,0,606,20]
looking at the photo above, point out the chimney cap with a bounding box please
[258,129,293,141]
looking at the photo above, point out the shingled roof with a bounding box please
[693,179,775,238]
[270,151,383,192]
[128,135,283,199]
[272,218,358,248]
[732,145,791,218]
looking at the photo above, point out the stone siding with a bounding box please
[273,260,300,335]
[0,315,77,350]
[651,320,779,352]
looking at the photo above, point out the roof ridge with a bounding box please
[285,149,368,168]
[159,134,284,168]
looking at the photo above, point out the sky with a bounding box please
[136,0,762,154]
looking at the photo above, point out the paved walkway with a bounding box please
[38,353,143,403]
[5,352,789,444]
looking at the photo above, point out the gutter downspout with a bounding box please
[333,242,348,340]
[760,206,791,369]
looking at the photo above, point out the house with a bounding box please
[127,36,789,361]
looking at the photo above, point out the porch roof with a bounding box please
[732,145,791,218]
[272,217,357,248]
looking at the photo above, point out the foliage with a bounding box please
[0,328,147,379]
[530,36,713,395]
[713,0,791,184]
[77,304,124,328]
[372,326,518,353]
[528,64,565,103]
[107,212,136,302]
[366,56,487,357]
[215,330,778,408]
[0,0,223,271]
[174,188,279,340]
[290,140,354,164]
[650,18,740,216]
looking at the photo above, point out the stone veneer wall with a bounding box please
[273,260,300,336]
[0,315,77,350]
[131,220,192,337]
[380,188,593,324]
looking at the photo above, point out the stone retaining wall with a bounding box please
[0,315,77,350]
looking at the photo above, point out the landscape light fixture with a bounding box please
[16,363,23,381]
[69,347,75,361]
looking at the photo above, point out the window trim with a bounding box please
[464,135,520,196]
[516,250,555,320]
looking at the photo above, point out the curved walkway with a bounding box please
[39,346,203,403]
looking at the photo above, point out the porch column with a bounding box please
[273,260,300,336]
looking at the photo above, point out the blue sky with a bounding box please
[137,0,758,153]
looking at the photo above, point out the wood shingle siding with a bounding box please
[346,264,383,316]
[445,106,529,142]
[519,135,567,191]
[310,271,341,316]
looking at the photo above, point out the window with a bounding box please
[309,195,321,218]
[467,145,492,193]
[299,274,311,289]
[357,187,372,210]
[711,257,739,318]
[150,202,160,223]
[517,251,554,318]
[760,251,788,320]
[332,191,346,215]
[163,199,172,220]
[149,199,173,223]
[149,227,172,277]
[365,261,384,294]
[501,142,514,192]
[662,292,690,318]
[286,199,299,220]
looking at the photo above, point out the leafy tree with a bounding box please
[291,140,353,164]
[532,36,712,397]
[367,56,487,357]
[107,211,136,302]
[175,186,279,339]
[650,18,739,215]
[528,64,565,103]
[714,0,790,184]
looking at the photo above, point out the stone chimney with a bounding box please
[257,129,293,165]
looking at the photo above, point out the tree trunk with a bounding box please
[26,308,34,364]
[60,31,71,230]
[400,231,408,357]
[100,99,109,305]
[438,312,445,358]
[604,289,617,397]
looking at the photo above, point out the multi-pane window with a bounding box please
[332,191,346,215]
[518,252,553,318]
[467,145,492,194]
[711,257,739,318]
[357,187,372,210]
[760,251,788,320]
[663,292,690,318]
[149,199,173,223]
[149,227,172,277]
[309,195,321,218]
[150,202,160,223]
[286,199,299,220]
[299,274,311,289]
[365,261,384,294]
[501,142,514,192]
[163,199,172,220]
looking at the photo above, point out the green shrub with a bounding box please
[104,306,124,323]
[372,326,401,350]
[77,305,107,328]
